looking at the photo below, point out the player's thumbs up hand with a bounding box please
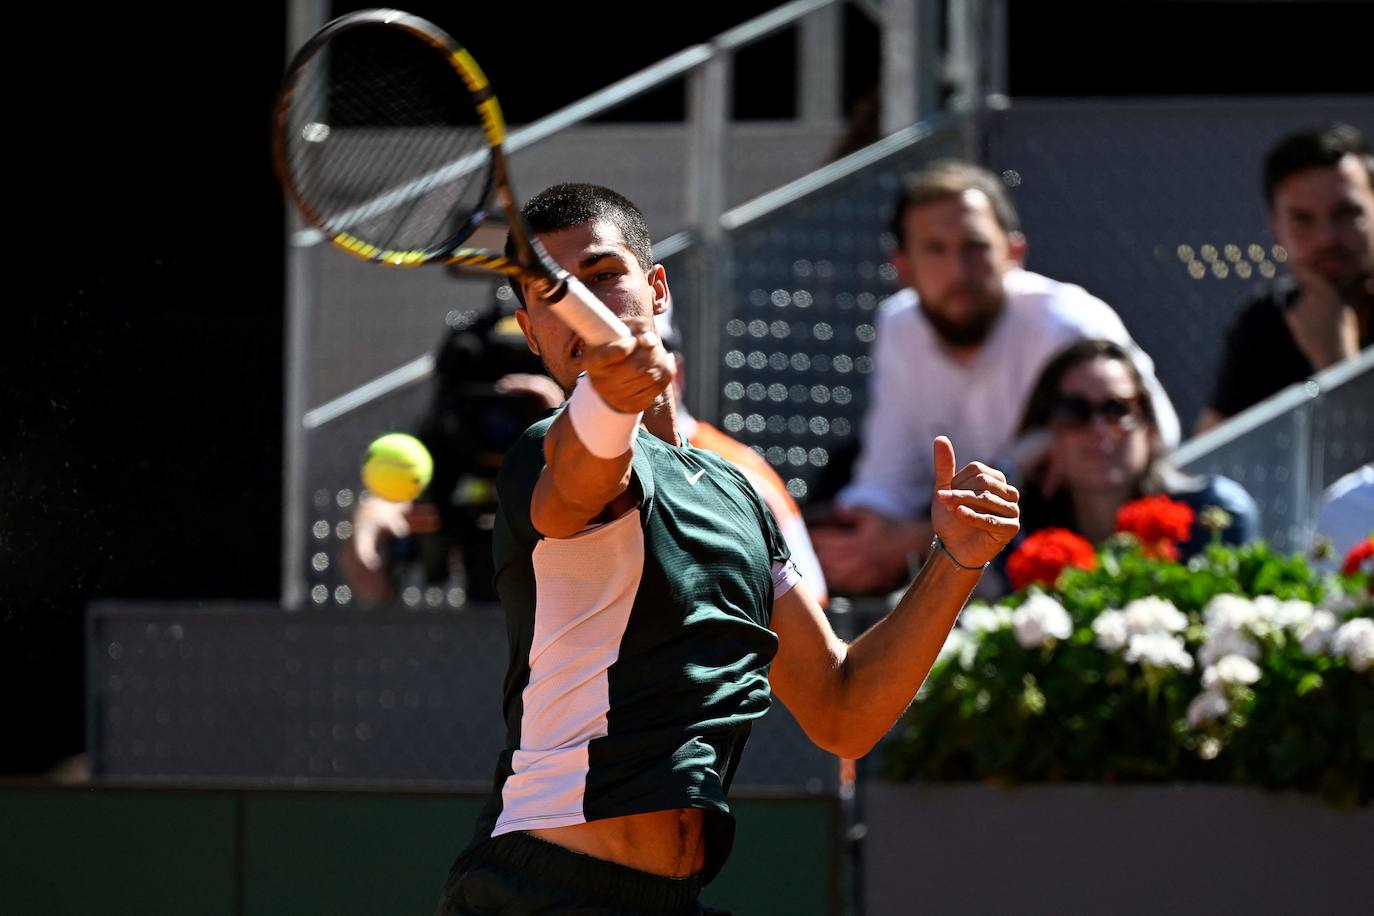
[930,436,1020,570]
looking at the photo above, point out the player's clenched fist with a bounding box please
[583,316,675,414]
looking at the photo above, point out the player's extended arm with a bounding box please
[769,437,1019,758]
[531,319,674,538]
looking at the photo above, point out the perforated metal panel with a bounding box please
[88,602,509,783]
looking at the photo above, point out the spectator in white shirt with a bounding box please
[813,160,1179,595]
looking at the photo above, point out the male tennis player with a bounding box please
[437,184,1020,915]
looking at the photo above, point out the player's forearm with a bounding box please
[827,551,981,757]
[531,410,635,538]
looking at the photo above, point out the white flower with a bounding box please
[1253,596,1315,631]
[1202,654,1263,689]
[1333,618,1374,673]
[1296,610,1339,655]
[959,603,1012,634]
[1198,627,1262,668]
[1203,594,1260,635]
[1011,594,1073,649]
[1123,632,1194,672]
[1095,598,1187,655]
[1092,610,1130,652]
[1187,690,1230,728]
[1122,596,1188,635]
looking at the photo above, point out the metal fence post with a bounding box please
[881,0,919,137]
[799,2,842,124]
[282,0,328,610]
[686,51,732,424]
[1297,381,1325,550]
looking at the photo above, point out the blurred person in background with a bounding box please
[1015,339,1257,560]
[1199,122,1374,432]
[342,304,563,604]
[813,160,1179,595]
[1313,462,1374,572]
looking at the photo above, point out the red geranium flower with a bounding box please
[1116,495,1195,561]
[1007,528,1098,592]
[1344,537,1374,577]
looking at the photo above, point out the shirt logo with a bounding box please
[685,468,706,485]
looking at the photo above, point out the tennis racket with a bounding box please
[272,8,629,346]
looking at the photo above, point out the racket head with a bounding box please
[275,9,630,346]
[273,9,506,266]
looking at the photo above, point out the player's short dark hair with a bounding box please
[505,183,653,307]
[1262,122,1374,209]
[890,159,1021,249]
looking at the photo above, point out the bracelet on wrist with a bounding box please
[930,535,988,573]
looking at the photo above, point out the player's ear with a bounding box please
[513,306,540,355]
[649,263,669,316]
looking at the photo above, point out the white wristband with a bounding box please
[566,372,642,459]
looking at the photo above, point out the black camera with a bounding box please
[388,306,554,602]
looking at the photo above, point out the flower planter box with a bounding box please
[861,780,1372,915]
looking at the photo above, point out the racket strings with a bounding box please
[282,23,492,255]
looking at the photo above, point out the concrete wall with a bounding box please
[861,781,1373,916]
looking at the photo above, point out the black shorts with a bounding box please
[437,831,730,916]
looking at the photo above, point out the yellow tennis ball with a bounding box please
[362,433,433,502]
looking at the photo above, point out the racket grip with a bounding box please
[548,275,632,345]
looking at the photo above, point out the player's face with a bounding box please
[1051,356,1155,493]
[1270,154,1374,293]
[892,190,1025,348]
[514,218,668,392]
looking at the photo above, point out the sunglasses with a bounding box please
[1050,395,1141,429]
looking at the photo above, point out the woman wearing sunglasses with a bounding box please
[1012,339,1259,559]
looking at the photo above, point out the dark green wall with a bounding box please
[1,791,239,916]
[0,786,836,915]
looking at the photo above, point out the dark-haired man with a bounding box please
[1199,122,1374,432]
[436,183,1020,914]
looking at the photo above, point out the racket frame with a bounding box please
[273,8,629,344]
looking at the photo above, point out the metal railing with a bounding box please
[1174,348,1374,552]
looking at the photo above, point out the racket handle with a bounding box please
[548,275,632,345]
